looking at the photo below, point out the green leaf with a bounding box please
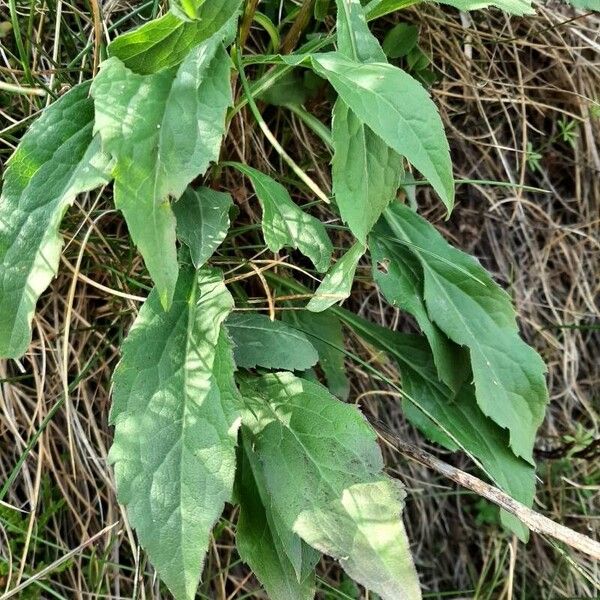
[332,101,403,243]
[92,36,232,308]
[310,52,454,212]
[435,0,534,14]
[229,163,333,272]
[370,222,468,392]
[364,0,534,17]
[174,186,233,268]
[282,309,350,400]
[336,309,535,541]
[335,0,386,63]
[364,0,420,20]
[307,241,365,312]
[332,0,403,243]
[110,265,240,600]
[382,23,419,59]
[381,203,548,462]
[236,432,318,600]
[564,0,600,8]
[241,373,421,600]
[108,1,242,74]
[171,0,205,21]
[225,312,319,371]
[0,83,111,359]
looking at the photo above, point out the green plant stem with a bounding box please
[234,49,331,204]
[8,0,34,86]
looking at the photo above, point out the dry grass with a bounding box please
[0,0,598,598]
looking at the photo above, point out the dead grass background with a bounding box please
[0,0,598,598]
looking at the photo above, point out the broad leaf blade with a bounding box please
[225,312,319,370]
[332,0,404,242]
[335,0,386,62]
[382,203,548,462]
[370,223,468,392]
[332,101,403,243]
[108,1,242,74]
[92,36,232,308]
[0,83,110,359]
[307,241,365,312]
[242,373,421,600]
[230,163,333,272]
[110,266,239,600]
[311,52,454,212]
[236,432,318,600]
[336,309,535,540]
[174,186,233,268]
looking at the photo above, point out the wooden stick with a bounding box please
[374,421,600,560]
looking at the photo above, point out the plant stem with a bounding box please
[234,49,331,204]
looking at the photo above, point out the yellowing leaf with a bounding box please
[236,432,318,600]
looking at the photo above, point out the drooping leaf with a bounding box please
[225,312,319,371]
[283,309,350,400]
[307,241,365,312]
[108,0,242,74]
[0,83,111,359]
[92,36,232,308]
[229,163,333,272]
[381,202,548,462]
[332,101,403,243]
[332,0,404,243]
[336,308,535,540]
[241,372,421,600]
[310,52,454,212]
[174,186,233,268]
[370,222,468,392]
[236,432,318,600]
[110,265,239,600]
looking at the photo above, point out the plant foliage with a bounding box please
[3,0,590,595]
